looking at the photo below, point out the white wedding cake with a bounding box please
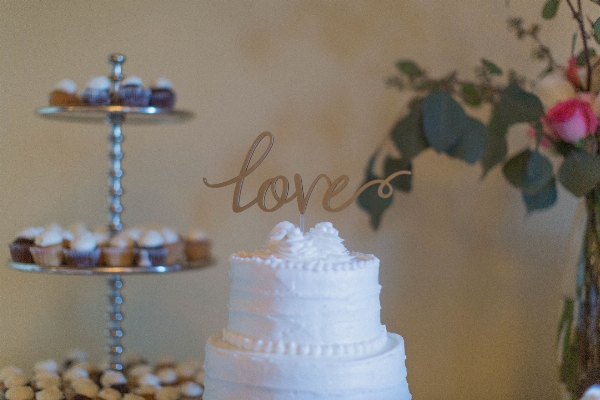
[203,221,411,400]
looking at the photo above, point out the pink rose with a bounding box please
[545,97,598,143]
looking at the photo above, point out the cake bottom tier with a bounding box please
[203,332,411,400]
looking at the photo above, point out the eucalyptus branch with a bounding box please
[567,0,594,89]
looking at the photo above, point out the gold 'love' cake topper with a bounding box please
[203,131,409,215]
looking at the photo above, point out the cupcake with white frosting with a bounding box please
[178,382,202,400]
[35,386,64,400]
[183,230,210,262]
[148,78,176,109]
[49,79,80,107]
[29,228,64,267]
[9,226,44,263]
[160,228,182,266]
[81,76,111,106]
[62,231,100,267]
[99,371,128,395]
[102,231,135,267]
[135,230,167,267]
[118,76,150,107]
[5,386,34,400]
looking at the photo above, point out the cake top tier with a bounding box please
[236,221,370,262]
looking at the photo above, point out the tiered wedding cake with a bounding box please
[203,221,411,400]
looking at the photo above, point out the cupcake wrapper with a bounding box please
[9,243,34,263]
[30,245,64,267]
[62,248,101,267]
[185,241,211,261]
[81,89,111,106]
[102,247,135,267]
[135,247,168,267]
[149,90,176,108]
[119,87,151,107]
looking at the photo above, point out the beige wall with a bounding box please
[0,1,579,398]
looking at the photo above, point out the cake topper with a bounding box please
[204,132,409,229]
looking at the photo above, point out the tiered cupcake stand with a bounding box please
[7,54,214,371]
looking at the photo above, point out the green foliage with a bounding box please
[391,99,429,159]
[482,59,503,75]
[594,17,600,44]
[384,157,412,192]
[558,150,600,197]
[502,150,554,194]
[357,151,394,230]
[522,178,557,212]
[558,296,577,395]
[460,83,483,106]
[396,60,423,79]
[542,0,561,19]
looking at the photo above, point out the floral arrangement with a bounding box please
[356,1,600,398]
[358,0,600,230]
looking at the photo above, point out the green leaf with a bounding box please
[384,157,412,192]
[357,151,393,230]
[482,59,502,75]
[390,99,429,159]
[576,48,597,66]
[422,91,464,153]
[594,18,600,44]
[542,0,560,19]
[484,82,545,174]
[522,177,557,212]
[558,150,600,197]
[446,117,487,164]
[395,60,422,78]
[460,83,483,106]
[502,149,554,194]
[558,296,577,393]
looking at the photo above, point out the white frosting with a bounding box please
[137,373,160,388]
[185,229,209,241]
[109,232,135,248]
[63,366,89,382]
[33,360,59,373]
[34,229,62,247]
[127,364,152,378]
[5,386,34,400]
[121,76,143,87]
[85,76,110,91]
[66,222,88,238]
[0,366,23,380]
[54,79,77,94]
[154,78,173,89]
[203,221,411,400]
[138,230,164,248]
[179,382,203,397]
[160,228,179,245]
[583,385,600,400]
[100,370,127,388]
[16,227,44,240]
[71,231,97,252]
[156,368,177,385]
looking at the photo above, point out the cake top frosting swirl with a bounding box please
[238,221,355,262]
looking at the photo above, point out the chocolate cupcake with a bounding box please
[149,78,176,109]
[49,79,80,106]
[118,76,150,107]
[80,76,111,106]
[9,226,44,263]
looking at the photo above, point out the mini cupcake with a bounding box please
[63,231,100,267]
[154,355,176,371]
[132,385,155,400]
[148,78,176,109]
[81,76,112,106]
[122,394,144,400]
[178,382,202,400]
[9,226,44,263]
[35,387,64,400]
[30,228,64,267]
[33,360,60,375]
[5,386,34,400]
[71,378,99,400]
[160,228,182,266]
[136,374,160,390]
[154,387,179,400]
[99,371,128,395]
[0,367,25,391]
[135,230,167,267]
[102,232,135,267]
[32,371,61,392]
[96,388,121,400]
[49,79,80,106]
[174,361,200,384]
[3,373,29,390]
[118,76,150,107]
[64,349,89,370]
[183,230,210,262]
[155,369,176,387]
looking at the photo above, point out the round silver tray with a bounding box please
[36,106,194,125]
[8,257,215,275]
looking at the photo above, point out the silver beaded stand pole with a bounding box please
[106,54,125,371]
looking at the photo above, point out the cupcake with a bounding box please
[81,76,112,106]
[178,382,202,400]
[155,369,176,387]
[118,76,150,107]
[183,230,210,262]
[122,395,144,400]
[148,78,176,109]
[35,387,64,400]
[160,228,182,266]
[102,232,135,267]
[99,371,128,395]
[49,79,80,106]
[3,373,29,391]
[5,386,35,400]
[174,361,200,384]
[33,360,60,375]
[154,387,179,400]
[30,228,64,267]
[32,371,61,392]
[132,385,155,400]
[96,388,122,400]
[9,226,44,263]
[135,230,167,267]
[64,349,89,370]
[62,231,101,267]
[70,378,99,400]
[0,367,24,391]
